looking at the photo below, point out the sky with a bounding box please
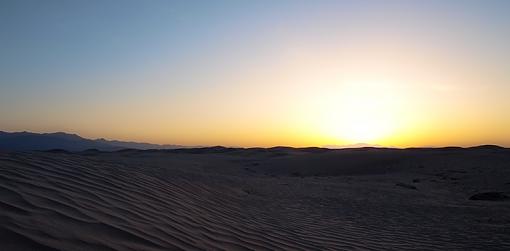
[1,0,509,147]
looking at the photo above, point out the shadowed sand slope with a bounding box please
[1,148,510,250]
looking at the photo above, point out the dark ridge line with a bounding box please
[34,145,509,155]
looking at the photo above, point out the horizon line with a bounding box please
[1,129,508,150]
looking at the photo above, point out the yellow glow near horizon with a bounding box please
[319,80,398,144]
[290,69,412,147]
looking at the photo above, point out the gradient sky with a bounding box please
[1,0,509,147]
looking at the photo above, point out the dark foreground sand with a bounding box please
[1,147,510,250]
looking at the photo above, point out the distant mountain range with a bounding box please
[0,131,184,151]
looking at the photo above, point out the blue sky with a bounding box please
[1,0,509,146]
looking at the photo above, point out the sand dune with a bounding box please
[1,147,510,250]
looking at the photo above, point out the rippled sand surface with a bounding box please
[1,147,510,250]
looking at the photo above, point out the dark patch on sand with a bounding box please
[469,192,509,201]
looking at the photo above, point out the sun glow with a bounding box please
[310,78,404,145]
[333,105,394,143]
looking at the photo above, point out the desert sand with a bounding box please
[1,146,509,250]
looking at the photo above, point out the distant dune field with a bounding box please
[1,147,510,250]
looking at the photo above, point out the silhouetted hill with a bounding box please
[0,131,114,151]
[0,131,183,151]
[94,138,182,150]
